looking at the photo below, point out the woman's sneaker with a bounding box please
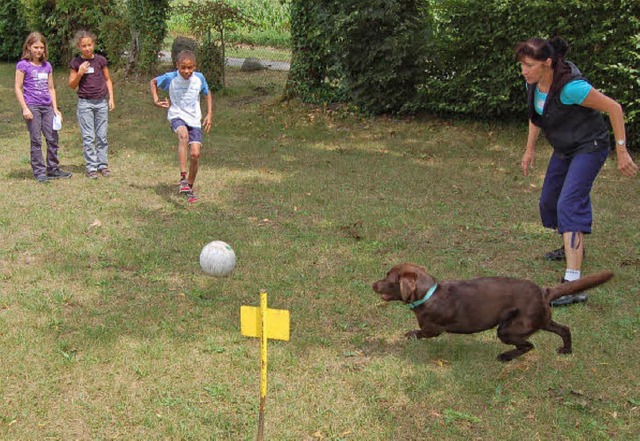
[544,246,566,261]
[543,246,585,262]
[550,278,589,307]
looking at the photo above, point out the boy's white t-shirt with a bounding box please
[155,71,209,128]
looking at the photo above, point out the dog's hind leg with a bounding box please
[496,322,535,362]
[542,320,572,354]
[496,339,534,362]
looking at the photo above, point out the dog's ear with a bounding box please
[415,272,436,297]
[399,272,418,303]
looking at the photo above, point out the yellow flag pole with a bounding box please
[257,289,268,441]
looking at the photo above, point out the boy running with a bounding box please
[151,50,212,202]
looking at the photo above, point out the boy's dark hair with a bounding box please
[176,50,196,64]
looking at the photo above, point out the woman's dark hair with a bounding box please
[515,36,572,94]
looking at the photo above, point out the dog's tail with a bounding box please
[544,270,614,302]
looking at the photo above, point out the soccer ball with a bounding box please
[199,241,236,276]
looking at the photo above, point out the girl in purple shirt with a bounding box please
[14,32,72,182]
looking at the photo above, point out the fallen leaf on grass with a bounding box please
[89,219,102,228]
[432,359,449,368]
[339,220,363,240]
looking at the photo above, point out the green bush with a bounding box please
[98,0,130,70]
[288,0,640,141]
[0,0,29,61]
[127,0,170,74]
[336,0,428,114]
[24,0,107,66]
[285,1,347,104]
[196,41,224,91]
[421,0,640,142]
[21,0,168,75]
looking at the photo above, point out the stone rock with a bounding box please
[171,37,198,65]
[240,57,266,72]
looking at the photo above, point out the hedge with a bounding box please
[288,0,640,142]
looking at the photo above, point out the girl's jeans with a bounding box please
[26,105,60,178]
[77,98,109,172]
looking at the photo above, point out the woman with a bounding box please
[515,36,637,306]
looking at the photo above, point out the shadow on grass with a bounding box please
[152,181,191,208]
[7,163,87,181]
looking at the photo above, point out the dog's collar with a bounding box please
[408,284,438,310]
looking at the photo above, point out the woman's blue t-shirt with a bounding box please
[533,80,592,115]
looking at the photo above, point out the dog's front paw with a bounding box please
[405,330,421,339]
[557,346,572,355]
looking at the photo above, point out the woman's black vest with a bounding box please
[528,63,610,158]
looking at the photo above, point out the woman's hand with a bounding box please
[521,148,535,176]
[616,147,638,177]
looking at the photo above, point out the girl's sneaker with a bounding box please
[179,179,190,193]
[47,169,72,179]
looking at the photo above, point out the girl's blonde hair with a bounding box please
[73,30,97,48]
[21,32,48,62]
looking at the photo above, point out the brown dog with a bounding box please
[372,263,614,362]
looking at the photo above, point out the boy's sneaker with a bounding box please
[550,278,589,307]
[99,168,112,177]
[47,169,72,179]
[87,170,99,179]
[185,189,198,203]
[179,179,191,193]
[35,175,49,183]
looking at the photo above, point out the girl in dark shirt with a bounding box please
[69,30,115,179]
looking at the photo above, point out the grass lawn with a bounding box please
[0,62,638,440]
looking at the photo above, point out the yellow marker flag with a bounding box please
[240,291,290,441]
[240,306,290,341]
